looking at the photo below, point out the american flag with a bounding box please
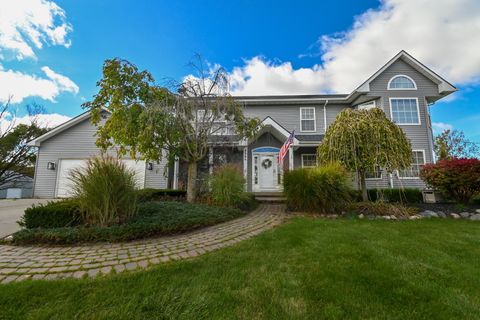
[278,130,295,165]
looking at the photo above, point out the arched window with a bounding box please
[388,75,417,90]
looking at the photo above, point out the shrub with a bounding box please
[366,188,423,203]
[70,156,138,226]
[11,201,245,245]
[136,188,186,202]
[209,164,247,207]
[348,201,417,218]
[18,199,82,229]
[283,163,352,213]
[420,158,480,204]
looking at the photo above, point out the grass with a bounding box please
[1,218,480,319]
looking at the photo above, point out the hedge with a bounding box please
[136,188,187,202]
[12,201,245,245]
[18,200,82,229]
[365,188,423,203]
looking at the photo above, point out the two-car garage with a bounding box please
[55,159,147,198]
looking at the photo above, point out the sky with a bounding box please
[1,0,480,141]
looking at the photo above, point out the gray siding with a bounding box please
[33,117,168,198]
[364,58,438,189]
[244,104,328,135]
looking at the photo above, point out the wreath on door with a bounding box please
[261,158,273,169]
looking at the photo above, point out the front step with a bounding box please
[254,192,286,203]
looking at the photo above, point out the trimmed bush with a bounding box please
[11,201,245,245]
[209,165,247,207]
[283,163,352,213]
[70,156,138,226]
[348,201,417,218]
[421,158,480,204]
[18,199,82,229]
[136,188,186,203]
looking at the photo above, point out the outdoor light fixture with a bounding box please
[147,162,153,170]
[47,162,56,170]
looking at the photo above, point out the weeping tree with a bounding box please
[84,57,259,202]
[317,108,412,201]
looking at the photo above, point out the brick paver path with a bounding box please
[0,204,286,283]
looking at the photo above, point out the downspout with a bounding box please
[323,100,328,133]
[426,100,436,163]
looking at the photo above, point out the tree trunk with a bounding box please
[359,170,368,201]
[186,161,198,203]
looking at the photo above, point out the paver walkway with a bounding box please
[0,204,286,283]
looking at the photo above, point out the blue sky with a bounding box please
[1,0,480,141]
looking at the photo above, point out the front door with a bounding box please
[259,155,275,189]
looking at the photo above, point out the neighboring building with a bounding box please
[0,173,33,199]
[28,51,456,198]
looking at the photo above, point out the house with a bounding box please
[0,173,33,199]
[28,51,456,198]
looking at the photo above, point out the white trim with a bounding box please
[323,103,327,133]
[299,107,316,133]
[357,100,376,110]
[387,74,417,90]
[389,97,421,125]
[398,149,425,179]
[251,147,281,192]
[301,154,317,168]
[239,116,299,146]
[289,147,294,170]
[242,147,248,190]
[173,157,179,189]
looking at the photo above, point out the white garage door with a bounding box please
[56,159,146,198]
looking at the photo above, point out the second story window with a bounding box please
[389,98,420,125]
[388,75,417,89]
[300,107,316,132]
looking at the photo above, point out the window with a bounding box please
[301,154,317,168]
[357,100,376,110]
[388,75,417,89]
[300,107,316,132]
[389,98,420,124]
[398,150,425,178]
[365,167,382,179]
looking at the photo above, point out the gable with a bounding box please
[369,58,439,96]
[354,51,456,96]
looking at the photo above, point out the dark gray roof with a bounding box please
[296,134,324,142]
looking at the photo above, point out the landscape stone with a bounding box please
[437,212,447,218]
[469,214,480,221]
[476,209,480,214]
[419,210,438,218]
[450,213,461,219]
[460,212,471,218]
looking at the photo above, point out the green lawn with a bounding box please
[1,217,480,319]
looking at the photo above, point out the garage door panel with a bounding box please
[56,159,145,198]
[56,160,87,198]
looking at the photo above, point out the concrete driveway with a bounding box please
[0,199,53,238]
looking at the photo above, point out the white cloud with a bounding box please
[230,0,480,95]
[0,0,77,104]
[1,112,71,134]
[432,122,454,134]
[0,65,79,104]
[0,0,72,60]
